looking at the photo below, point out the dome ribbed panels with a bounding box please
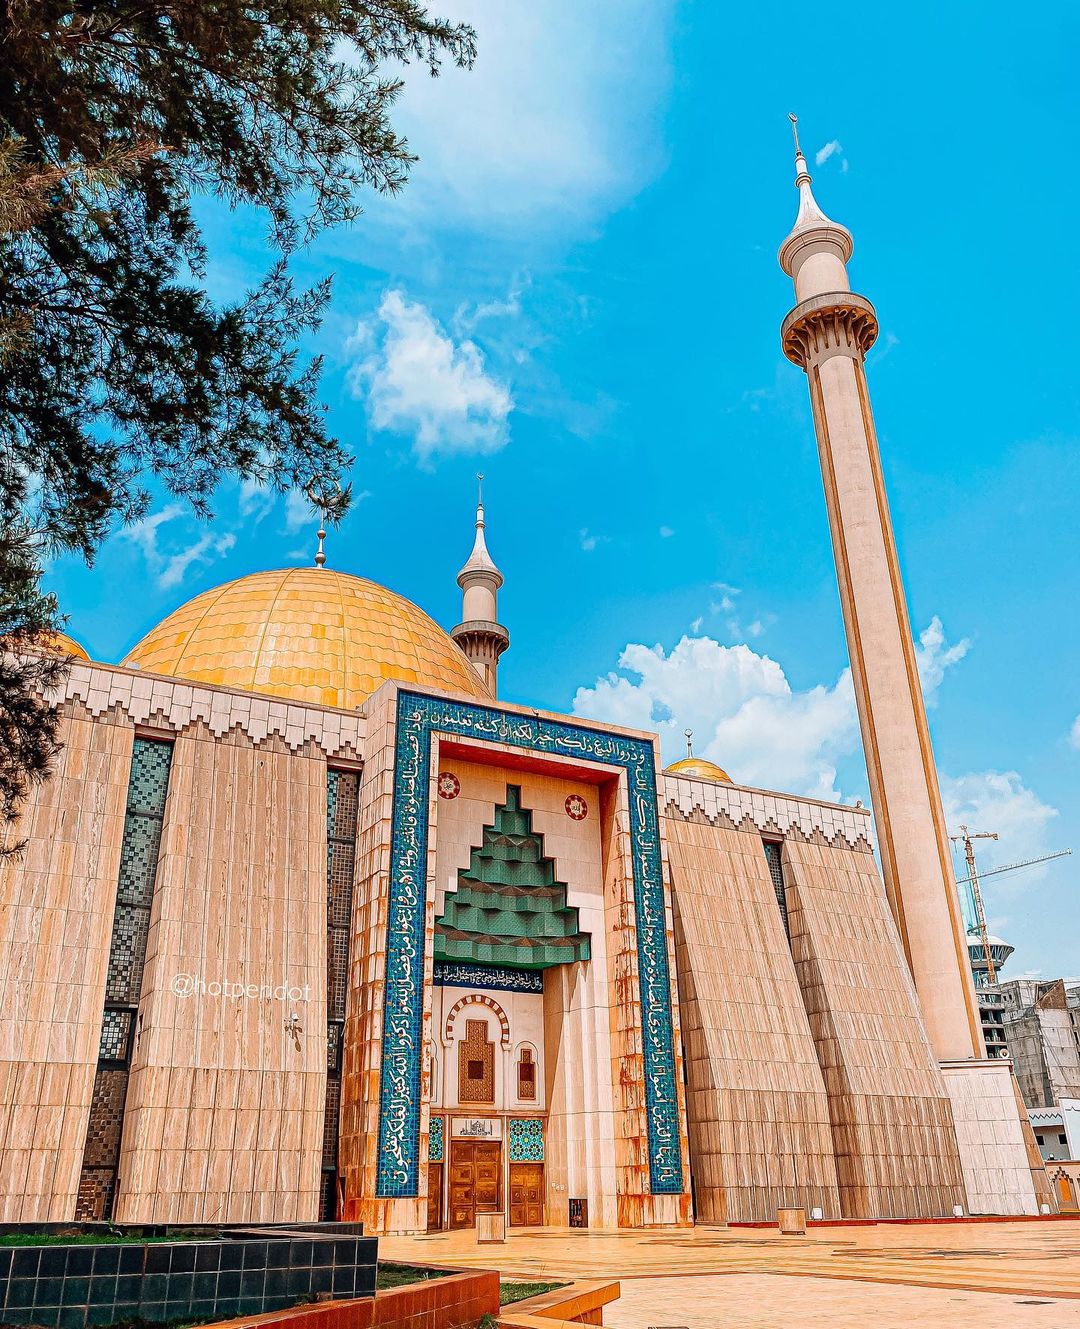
[122,567,491,710]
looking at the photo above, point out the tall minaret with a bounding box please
[778,117,982,1063]
[450,475,509,695]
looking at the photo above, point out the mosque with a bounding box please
[0,126,1052,1234]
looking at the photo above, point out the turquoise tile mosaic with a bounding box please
[376,690,683,1199]
[509,1118,544,1162]
[428,1115,444,1162]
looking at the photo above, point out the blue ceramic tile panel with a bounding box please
[509,1118,544,1162]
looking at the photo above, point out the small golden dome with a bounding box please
[665,756,732,783]
[122,567,491,710]
[44,631,90,661]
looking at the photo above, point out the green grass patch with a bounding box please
[499,1280,568,1306]
[376,1261,440,1290]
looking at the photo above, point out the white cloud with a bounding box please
[285,488,314,533]
[572,634,858,801]
[940,770,1059,883]
[815,139,849,173]
[454,285,524,335]
[122,506,235,589]
[237,479,278,526]
[382,0,674,230]
[571,617,971,803]
[122,504,185,565]
[580,528,609,553]
[711,582,740,614]
[158,532,236,590]
[1070,714,1080,749]
[868,330,900,368]
[349,291,512,460]
[915,615,971,702]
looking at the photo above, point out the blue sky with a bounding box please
[50,3,1080,977]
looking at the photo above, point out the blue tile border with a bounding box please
[376,690,683,1198]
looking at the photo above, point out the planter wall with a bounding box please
[0,1226,376,1329]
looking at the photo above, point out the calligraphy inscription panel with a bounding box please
[375,690,683,1198]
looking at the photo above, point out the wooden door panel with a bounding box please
[449,1141,475,1230]
[449,1140,502,1228]
[426,1162,443,1231]
[509,1162,544,1226]
[474,1141,501,1211]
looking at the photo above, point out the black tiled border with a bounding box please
[0,1225,376,1329]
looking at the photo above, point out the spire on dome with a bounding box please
[457,472,502,586]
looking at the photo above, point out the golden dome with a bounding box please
[44,631,90,661]
[665,756,732,783]
[122,567,491,710]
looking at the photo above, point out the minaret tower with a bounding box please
[451,475,509,695]
[778,117,982,1063]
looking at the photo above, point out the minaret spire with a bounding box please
[780,112,852,274]
[461,472,498,577]
[789,112,809,183]
[451,474,509,696]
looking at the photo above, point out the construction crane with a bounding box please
[953,848,1072,888]
[950,826,999,983]
[949,830,1073,985]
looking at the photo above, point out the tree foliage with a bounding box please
[0,0,475,823]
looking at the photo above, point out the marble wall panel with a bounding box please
[782,838,967,1218]
[0,709,132,1219]
[114,724,328,1222]
[665,816,842,1222]
[939,1061,1040,1215]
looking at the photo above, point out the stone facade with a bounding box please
[0,659,1042,1228]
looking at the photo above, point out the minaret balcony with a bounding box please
[451,620,510,659]
[781,290,879,368]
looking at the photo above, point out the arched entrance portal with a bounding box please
[425,784,592,1231]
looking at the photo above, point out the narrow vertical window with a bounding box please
[762,839,790,938]
[76,736,173,1220]
[517,1047,536,1101]
[321,767,360,1219]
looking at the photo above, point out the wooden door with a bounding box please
[449,1140,502,1229]
[509,1162,544,1226]
[426,1162,443,1231]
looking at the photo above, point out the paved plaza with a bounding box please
[605,1273,1080,1328]
[381,1219,1080,1327]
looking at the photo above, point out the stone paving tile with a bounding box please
[605,1274,1080,1329]
[380,1219,1080,1302]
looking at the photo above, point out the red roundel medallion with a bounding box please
[564,793,588,821]
[438,772,460,800]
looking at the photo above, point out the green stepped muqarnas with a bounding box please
[433,785,591,971]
